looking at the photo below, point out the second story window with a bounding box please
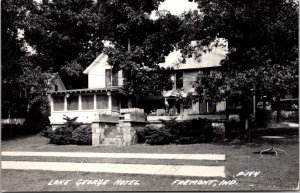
[105,69,112,86]
[176,71,183,89]
[112,71,118,86]
[105,69,118,87]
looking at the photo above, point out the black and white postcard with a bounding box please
[1,0,299,192]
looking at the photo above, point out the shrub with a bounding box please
[47,124,75,145]
[136,126,150,143]
[45,116,92,145]
[41,126,54,138]
[212,123,226,141]
[144,126,173,145]
[137,118,214,145]
[72,126,92,145]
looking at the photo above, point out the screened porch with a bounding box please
[48,88,122,125]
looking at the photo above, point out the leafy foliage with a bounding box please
[23,0,103,89]
[46,116,92,145]
[101,2,184,96]
[136,118,213,145]
[182,0,298,101]
[2,0,53,127]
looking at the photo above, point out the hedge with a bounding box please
[137,118,214,145]
[45,116,92,145]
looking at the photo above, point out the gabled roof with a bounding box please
[45,73,66,90]
[84,38,227,73]
[159,38,228,70]
[83,53,108,74]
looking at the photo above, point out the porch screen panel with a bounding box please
[82,95,94,110]
[96,94,108,109]
[53,96,64,111]
[67,95,79,110]
[112,95,119,111]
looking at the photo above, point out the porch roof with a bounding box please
[47,86,125,95]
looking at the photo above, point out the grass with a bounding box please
[1,127,299,192]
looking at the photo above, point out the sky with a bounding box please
[157,0,198,15]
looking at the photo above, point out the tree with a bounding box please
[181,0,298,123]
[23,0,181,105]
[2,0,55,131]
[23,0,104,89]
[98,0,184,106]
[2,0,34,117]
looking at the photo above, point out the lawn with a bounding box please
[1,127,299,192]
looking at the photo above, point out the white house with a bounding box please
[48,39,228,126]
[83,53,123,89]
[136,39,228,115]
[48,53,124,126]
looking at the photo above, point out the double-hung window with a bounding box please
[105,69,118,86]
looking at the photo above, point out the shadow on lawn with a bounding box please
[213,126,298,149]
[1,124,42,141]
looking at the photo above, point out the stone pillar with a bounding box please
[92,121,101,146]
[92,114,120,146]
[91,114,107,146]
[121,121,137,145]
[121,113,146,145]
